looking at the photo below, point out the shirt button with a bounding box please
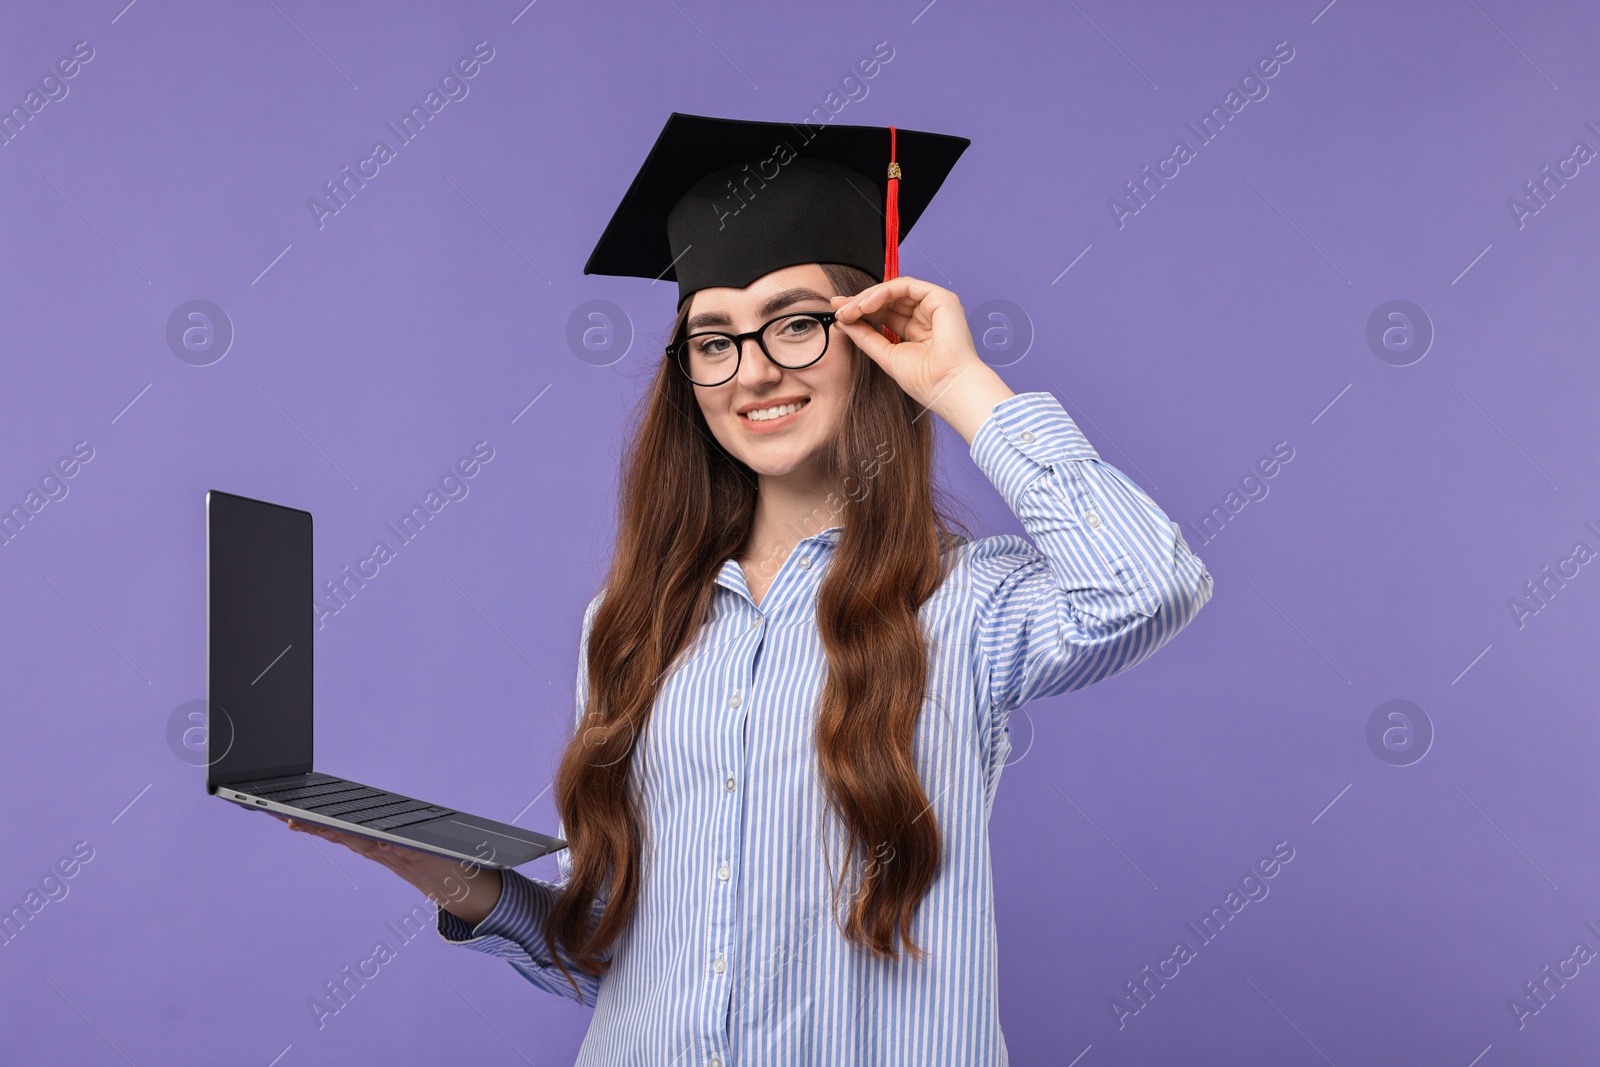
[1086,511,1102,528]
[718,864,731,881]
[797,556,812,569]
[1019,430,1035,443]
[750,615,762,628]
[729,690,741,708]
[713,954,727,974]
[710,1059,722,1067]
[724,776,736,792]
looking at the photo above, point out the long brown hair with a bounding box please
[542,262,974,1001]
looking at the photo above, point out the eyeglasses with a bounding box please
[667,311,838,387]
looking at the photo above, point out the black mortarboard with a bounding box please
[583,111,970,312]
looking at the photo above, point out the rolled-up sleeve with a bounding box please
[433,591,609,1006]
[966,391,1213,716]
[436,866,603,1004]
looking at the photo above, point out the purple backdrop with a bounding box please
[3,1,1596,1063]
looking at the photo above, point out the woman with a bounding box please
[278,114,1213,1065]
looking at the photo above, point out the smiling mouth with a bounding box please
[739,398,811,422]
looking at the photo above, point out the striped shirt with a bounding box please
[435,390,1213,1065]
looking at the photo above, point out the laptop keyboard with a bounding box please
[232,773,457,832]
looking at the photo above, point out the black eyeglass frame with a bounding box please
[667,310,840,387]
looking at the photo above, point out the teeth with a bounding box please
[743,400,806,422]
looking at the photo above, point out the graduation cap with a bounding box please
[582,111,970,322]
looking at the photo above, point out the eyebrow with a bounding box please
[686,287,833,332]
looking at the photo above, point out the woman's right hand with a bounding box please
[269,812,504,927]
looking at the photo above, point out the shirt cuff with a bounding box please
[969,391,1100,507]
[435,867,555,958]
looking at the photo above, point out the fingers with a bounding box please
[285,817,382,852]
[832,280,942,342]
[831,275,948,325]
[833,302,918,348]
[840,301,918,341]
[833,315,899,365]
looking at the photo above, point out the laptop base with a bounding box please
[214,773,563,869]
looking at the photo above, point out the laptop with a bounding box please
[205,489,565,870]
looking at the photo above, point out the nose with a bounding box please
[735,335,783,388]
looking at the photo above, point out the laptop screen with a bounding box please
[206,491,314,789]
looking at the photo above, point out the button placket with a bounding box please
[706,621,758,1056]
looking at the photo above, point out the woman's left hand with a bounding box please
[830,275,995,418]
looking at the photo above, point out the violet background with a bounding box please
[2,1,1597,1064]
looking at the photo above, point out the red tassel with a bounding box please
[882,125,902,344]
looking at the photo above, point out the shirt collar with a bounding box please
[714,559,747,596]
[713,525,843,596]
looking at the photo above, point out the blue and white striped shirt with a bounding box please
[435,390,1213,1065]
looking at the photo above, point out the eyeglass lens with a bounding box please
[681,314,829,385]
